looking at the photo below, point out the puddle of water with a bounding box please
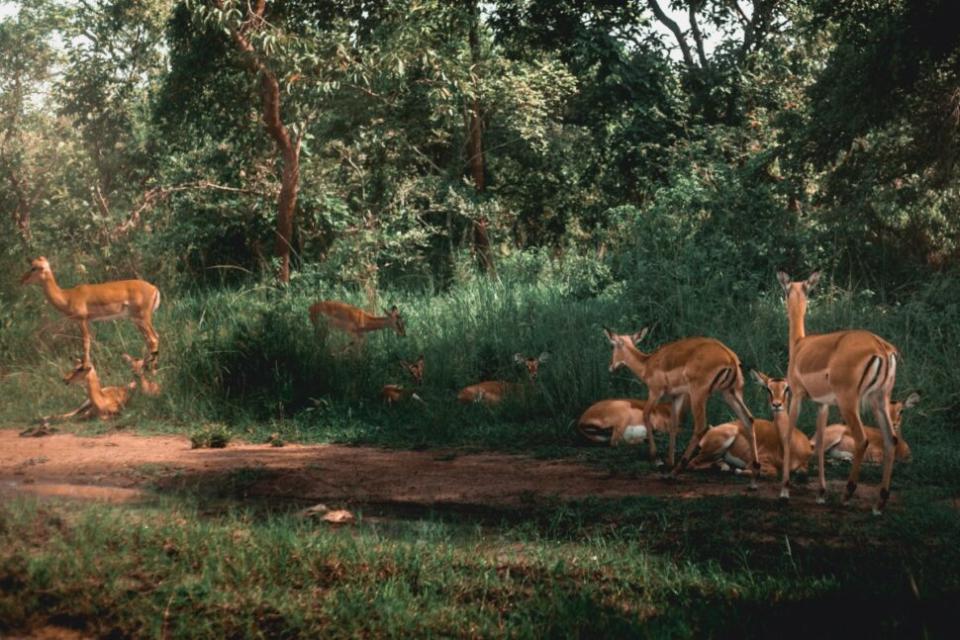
[2,480,144,503]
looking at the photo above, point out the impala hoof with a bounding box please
[779,488,790,501]
[748,481,759,491]
[653,459,665,470]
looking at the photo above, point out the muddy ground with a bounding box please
[0,428,860,510]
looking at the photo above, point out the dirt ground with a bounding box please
[0,428,862,509]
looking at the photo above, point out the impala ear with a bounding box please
[902,392,921,409]
[603,328,620,346]
[750,369,768,386]
[632,327,650,344]
[805,271,821,292]
[537,352,550,363]
[513,353,525,364]
[776,271,791,292]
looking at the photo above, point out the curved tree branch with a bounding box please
[647,0,696,68]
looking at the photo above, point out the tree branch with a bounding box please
[647,0,696,68]
[688,1,709,69]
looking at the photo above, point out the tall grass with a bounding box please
[2,258,958,487]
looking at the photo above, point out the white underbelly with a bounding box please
[91,311,129,322]
[622,424,648,444]
[810,392,837,405]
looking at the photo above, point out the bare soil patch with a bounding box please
[0,428,862,510]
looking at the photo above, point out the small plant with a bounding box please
[190,422,232,449]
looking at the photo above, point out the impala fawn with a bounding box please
[60,360,136,420]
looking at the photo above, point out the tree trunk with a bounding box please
[219,1,300,284]
[468,1,495,275]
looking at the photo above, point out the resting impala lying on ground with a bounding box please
[21,256,161,371]
[59,360,136,421]
[690,370,812,479]
[576,398,685,462]
[819,392,919,464]
[381,355,425,404]
[603,328,759,485]
[457,353,548,405]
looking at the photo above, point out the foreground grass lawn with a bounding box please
[2,488,958,638]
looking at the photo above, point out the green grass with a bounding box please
[1,491,957,638]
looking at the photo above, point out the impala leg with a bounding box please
[80,320,92,369]
[869,393,897,516]
[643,391,664,468]
[673,392,707,476]
[723,388,759,490]
[839,396,868,503]
[667,395,685,468]
[814,404,829,504]
[777,409,792,501]
[133,319,160,370]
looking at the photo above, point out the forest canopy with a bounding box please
[1,0,958,292]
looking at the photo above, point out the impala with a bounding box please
[309,300,405,349]
[690,371,812,478]
[457,353,548,405]
[778,271,900,514]
[122,353,161,397]
[603,328,759,485]
[576,397,684,461]
[819,392,919,464]
[381,354,425,404]
[21,256,161,370]
[61,360,136,420]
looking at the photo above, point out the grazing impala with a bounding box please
[576,397,680,459]
[690,371,812,478]
[603,328,759,485]
[309,301,405,349]
[122,353,161,397]
[60,360,136,420]
[819,392,919,464]
[778,271,900,514]
[457,353,548,405]
[21,257,161,370]
[381,355,425,404]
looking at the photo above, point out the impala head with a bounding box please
[385,305,406,337]
[776,270,821,306]
[603,327,649,372]
[21,256,52,285]
[751,369,792,414]
[890,391,921,429]
[399,354,425,386]
[513,352,549,381]
[63,359,93,386]
[122,353,147,376]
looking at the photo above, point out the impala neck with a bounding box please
[84,368,109,410]
[621,340,651,381]
[786,290,807,358]
[361,315,390,332]
[41,272,70,312]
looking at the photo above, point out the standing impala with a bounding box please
[603,328,759,485]
[21,257,161,370]
[777,271,900,514]
[577,397,679,458]
[690,371,812,478]
[819,392,919,464]
[309,301,405,349]
[457,353,548,405]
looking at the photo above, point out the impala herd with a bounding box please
[21,257,917,514]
